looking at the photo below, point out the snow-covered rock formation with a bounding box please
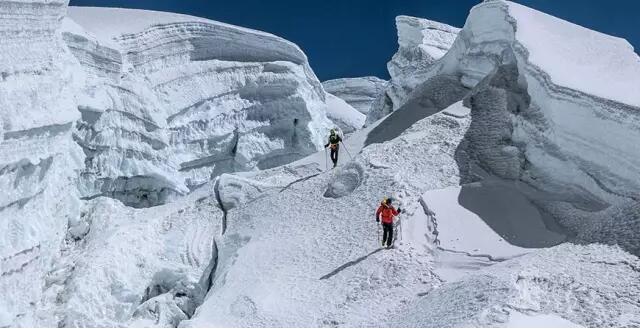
[322,76,387,115]
[62,7,333,207]
[367,16,460,123]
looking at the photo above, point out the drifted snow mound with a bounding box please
[324,93,365,134]
[63,7,333,207]
[394,244,640,327]
[322,76,387,115]
[323,162,365,198]
[367,16,460,123]
[406,0,640,254]
[0,1,85,326]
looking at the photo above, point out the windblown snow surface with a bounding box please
[2,0,640,327]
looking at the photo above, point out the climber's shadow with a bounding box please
[319,248,384,280]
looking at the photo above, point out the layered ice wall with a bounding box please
[0,0,85,326]
[421,0,640,253]
[367,16,460,123]
[322,76,387,115]
[63,7,333,207]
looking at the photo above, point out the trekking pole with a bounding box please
[377,223,381,245]
[325,148,328,171]
[341,142,353,160]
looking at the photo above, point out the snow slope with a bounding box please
[367,16,460,123]
[187,101,640,327]
[322,76,387,115]
[62,6,333,207]
[185,102,472,327]
[394,243,640,327]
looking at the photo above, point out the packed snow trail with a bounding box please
[184,103,472,327]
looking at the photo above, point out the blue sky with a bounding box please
[68,0,640,81]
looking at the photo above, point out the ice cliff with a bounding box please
[63,7,334,207]
[0,0,85,325]
[367,15,460,123]
[322,76,387,115]
[373,0,640,255]
[436,0,640,254]
[0,2,336,326]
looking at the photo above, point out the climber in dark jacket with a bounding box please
[324,129,342,168]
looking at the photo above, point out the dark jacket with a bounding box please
[325,134,342,149]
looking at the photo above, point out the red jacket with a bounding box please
[376,204,399,224]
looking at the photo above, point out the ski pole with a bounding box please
[341,142,352,160]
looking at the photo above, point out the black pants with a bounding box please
[382,223,394,247]
[330,146,339,166]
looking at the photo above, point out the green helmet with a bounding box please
[330,129,336,135]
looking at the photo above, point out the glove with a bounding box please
[397,208,402,213]
[376,217,380,223]
[324,143,329,148]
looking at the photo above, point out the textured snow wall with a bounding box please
[63,7,333,207]
[322,76,387,115]
[420,0,640,254]
[367,16,460,123]
[324,93,365,134]
[0,0,85,326]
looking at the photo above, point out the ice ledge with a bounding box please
[501,0,640,107]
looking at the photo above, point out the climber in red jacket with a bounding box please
[376,197,402,248]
